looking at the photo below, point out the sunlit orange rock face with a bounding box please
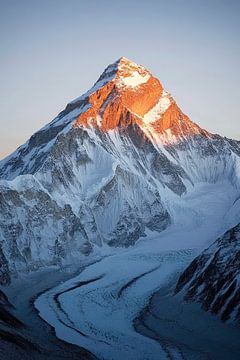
[151,103,209,138]
[73,57,210,141]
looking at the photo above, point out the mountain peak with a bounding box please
[73,57,164,130]
[115,57,151,88]
[93,57,151,91]
[72,58,209,140]
[109,56,147,72]
[116,56,132,62]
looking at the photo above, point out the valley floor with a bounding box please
[31,182,240,360]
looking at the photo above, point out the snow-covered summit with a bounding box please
[113,57,151,88]
[70,57,210,139]
[70,57,150,106]
[95,57,151,89]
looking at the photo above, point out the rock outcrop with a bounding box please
[175,223,240,323]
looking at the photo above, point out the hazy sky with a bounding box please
[0,0,239,159]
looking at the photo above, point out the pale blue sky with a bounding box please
[0,0,239,158]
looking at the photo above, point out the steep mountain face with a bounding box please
[0,57,240,284]
[175,222,240,323]
[0,176,91,284]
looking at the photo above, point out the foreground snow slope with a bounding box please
[35,182,240,360]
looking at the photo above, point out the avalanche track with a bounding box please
[34,183,240,360]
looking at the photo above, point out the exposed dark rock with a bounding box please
[175,223,240,323]
[0,246,11,285]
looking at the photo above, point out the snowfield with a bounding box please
[35,182,240,360]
